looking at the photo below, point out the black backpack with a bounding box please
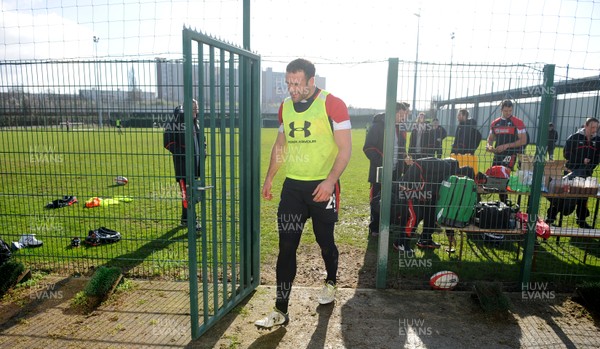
[475,201,512,229]
[0,237,12,266]
[85,228,121,246]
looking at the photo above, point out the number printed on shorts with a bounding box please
[326,193,336,210]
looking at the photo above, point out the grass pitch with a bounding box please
[0,126,598,286]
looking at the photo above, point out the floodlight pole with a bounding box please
[412,10,421,116]
[243,0,250,50]
[448,32,455,100]
[93,36,102,128]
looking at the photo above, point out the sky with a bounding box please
[1,0,600,109]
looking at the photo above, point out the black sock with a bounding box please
[275,300,288,314]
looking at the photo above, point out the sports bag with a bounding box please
[85,227,121,246]
[535,219,552,240]
[486,165,511,179]
[483,166,511,192]
[0,237,11,266]
[436,175,478,228]
[515,212,552,240]
[475,201,511,229]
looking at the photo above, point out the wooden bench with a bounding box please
[477,189,600,230]
[551,227,600,238]
[549,227,600,263]
[446,225,525,262]
[446,224,600,264]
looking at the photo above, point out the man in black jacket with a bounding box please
[363,102,410,236]
[451,109,482,155]
[408,112,430,159]
[546,117,600,228]
[425,118,447,158]
[163,99,204,227]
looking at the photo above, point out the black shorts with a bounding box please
[277,178,340,226]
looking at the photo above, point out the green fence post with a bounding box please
[250,58,262,289]
[376,58,399,289]
[520,64,555,287]
[182,27,200,340]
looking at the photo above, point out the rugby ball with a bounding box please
[429,270,459,290]
[114,176,128,185]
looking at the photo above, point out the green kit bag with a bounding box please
[436,175,478,228]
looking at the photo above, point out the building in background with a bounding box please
[155,59,326,113]
[156,58,200,105]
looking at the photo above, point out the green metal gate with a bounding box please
[181,28,261,338]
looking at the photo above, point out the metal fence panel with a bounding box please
[0,59,198,278]
[377,60,600,291]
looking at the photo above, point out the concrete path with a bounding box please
[1,278,599,349]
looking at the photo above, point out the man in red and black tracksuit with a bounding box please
[546,118,600,228]
[486,99,527,169]
[392,157,472,251]
[486,99,527,202]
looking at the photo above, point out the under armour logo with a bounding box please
[289,121,311,138]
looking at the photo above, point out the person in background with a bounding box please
[451,109,482,156]
[546,117,600,229]
[486,99,527,203]
[116,118,123,134]
[548,122,559,160]
[363,102,410,237]
[425,118,447,158]
[450,108,482,175]
[256,58,352,329]
[163,99,203,228]
[408,112,429,160]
